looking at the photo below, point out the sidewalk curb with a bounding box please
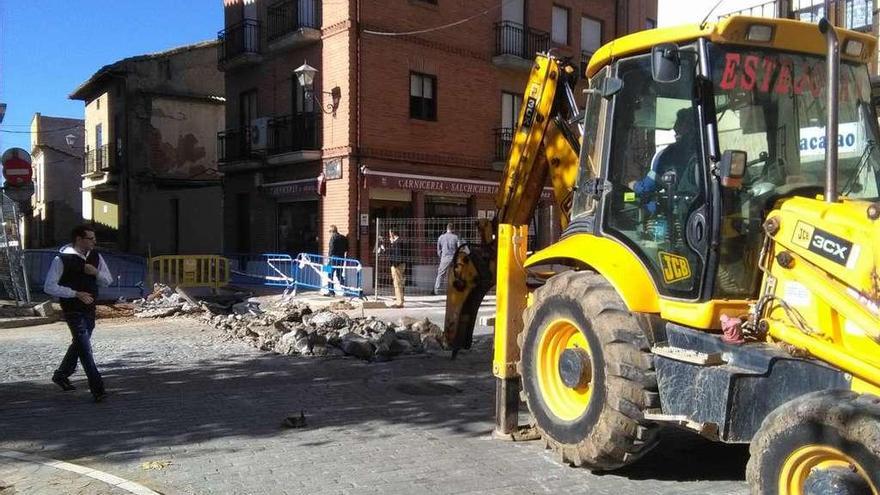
[0,450,160,495]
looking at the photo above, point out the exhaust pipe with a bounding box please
[819,18,839,203]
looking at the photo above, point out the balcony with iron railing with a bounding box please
[218,19,262,71]
[218,128,252,164]
[267,0,322,51]
[493,21,550,70]
[218,114,322,168]
[266,113,322,164]
[493,127,514,167]
[718,0,873,32]
[84,144,113,176]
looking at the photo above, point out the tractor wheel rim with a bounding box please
[779,445,878,495]
[536,318,592,421]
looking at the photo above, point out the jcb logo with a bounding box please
[811,235,849,261]
[793,221,854,266]
[659,252,691,284]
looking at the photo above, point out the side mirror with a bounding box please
[652,43,681,83]
[585,77,624,99]
[719,150,747,189]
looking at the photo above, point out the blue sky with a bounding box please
[0,0,223,153]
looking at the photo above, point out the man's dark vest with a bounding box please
[58,251,100,313]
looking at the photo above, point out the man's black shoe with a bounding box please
[92,391,108,403]
[52,375,76,391]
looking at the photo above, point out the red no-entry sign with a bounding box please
[1,148,33,186]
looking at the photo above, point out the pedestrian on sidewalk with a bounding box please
[434,223,460,295]
[44,225,113,402]
[326,225,349,296]
[381,229,406,308]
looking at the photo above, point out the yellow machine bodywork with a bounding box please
[444,13,880,490]
[760,198,880,392]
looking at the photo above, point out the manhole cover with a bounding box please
[395,381,463,396]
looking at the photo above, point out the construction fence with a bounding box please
[373,208,559,299]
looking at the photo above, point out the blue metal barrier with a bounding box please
[292,253,363,298]
[227,253,295,290]
[24,249,147,300]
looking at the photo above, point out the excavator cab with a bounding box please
[572,38,880,305]
[446,14,880,493]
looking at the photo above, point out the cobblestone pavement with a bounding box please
[0,315,750,495]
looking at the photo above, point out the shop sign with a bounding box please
[262,179,318,198]
[364,171,553,199]
[323,158,343,180]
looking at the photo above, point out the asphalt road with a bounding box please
[0,304,750,495]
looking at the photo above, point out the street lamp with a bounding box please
[65,134,76,148]
[293,61,341,115]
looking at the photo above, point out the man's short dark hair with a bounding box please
[389,229,398,236]
[71,224,95,243]
[446,223,453,231]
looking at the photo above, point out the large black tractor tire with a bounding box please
[747,389,880,495]
[518,270,660,470]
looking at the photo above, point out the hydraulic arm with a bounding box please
[443,54,581,353]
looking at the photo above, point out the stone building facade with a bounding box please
[27,114,85,248]
[218,0,657,275]
[70,41,225,255]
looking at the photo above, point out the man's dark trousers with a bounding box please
[54,311,104,394]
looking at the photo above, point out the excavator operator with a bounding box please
[630,107,700,215]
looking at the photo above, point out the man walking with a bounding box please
[327,225,349,296]
[45,225,113,402]
[434,223,460,295]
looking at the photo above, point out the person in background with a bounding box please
[383,229,406,308]
[327,225,349,296]
[434,223,460,296]
[45,225,113,403]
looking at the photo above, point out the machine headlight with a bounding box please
[746,24,773,42]
[845,39,864,57]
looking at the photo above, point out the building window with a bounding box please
[501,92,522,130]
[96,97,100,110]
[646,18,656,30]
[845,0,872,31]
[581,16,602,56]
[552,5,569,45]
[410,72,437,121]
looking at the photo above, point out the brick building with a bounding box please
[218,0,657,277]
[70,41,225,255]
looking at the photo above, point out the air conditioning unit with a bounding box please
[250,117,270,151]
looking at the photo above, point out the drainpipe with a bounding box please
[819,18,839,203]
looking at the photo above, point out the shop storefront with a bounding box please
[262,178,320,256]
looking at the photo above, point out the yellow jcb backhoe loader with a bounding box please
[445,15,880,494]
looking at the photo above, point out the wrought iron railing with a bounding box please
[718,0,780,19]
[267,113,321,154]
[218,128,251,162]
[84,144,112,174]
[267,0,321,41]
[718,0,872,32]
[494,21,550,59]
[218,19,261,64]
[493,127,514,162]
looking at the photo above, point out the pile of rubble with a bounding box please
[132,284,447,361]
[204,301,447,361]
